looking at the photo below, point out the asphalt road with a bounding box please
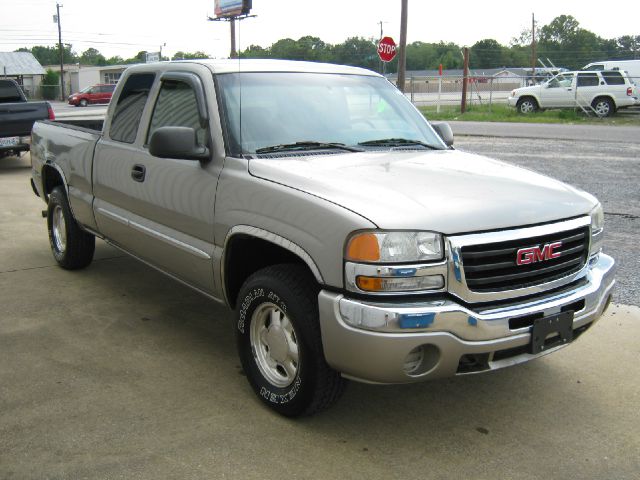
[1,124,639,479]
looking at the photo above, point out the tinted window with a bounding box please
[147,80,206,145]
[0,80,23,103]
[602,71,625,85]
[110,73,155,144]
[577,73,599,87]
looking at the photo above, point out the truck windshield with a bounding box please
[216,72,445,155]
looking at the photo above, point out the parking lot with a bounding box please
[1,128,639,479]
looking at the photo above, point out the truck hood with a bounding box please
[248,149,596,234]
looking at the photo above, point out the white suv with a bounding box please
[508,70,639,117]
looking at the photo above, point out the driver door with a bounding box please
[539,73,575,107]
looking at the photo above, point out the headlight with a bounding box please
[590,203,604,257]
[590,203,604,235]
[346,231,443,263]
[345,231,446,294]
[511,90,516,97]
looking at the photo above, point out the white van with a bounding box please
[582,60,640,85]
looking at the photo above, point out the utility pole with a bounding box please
[55,3,65,101]
[230,18,237,58]
[461,47,469,113]
[531,13,536,82]
[396,0,408,92]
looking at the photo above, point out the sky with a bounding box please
[0,0,638,61]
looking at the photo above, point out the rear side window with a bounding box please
[109,73,155,143]
[602,71,625,85]
[0,80,23,103]
[147,79,206,145]
[577,73,599,87]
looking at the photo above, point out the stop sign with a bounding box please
[377,36,397,63]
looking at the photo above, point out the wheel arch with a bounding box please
[222,226,324,309]
[592,95,616,108]
[518,95,540,107]
[41,163,68,202]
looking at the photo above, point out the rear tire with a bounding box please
[592,97,614,117]
[47,186,95,269]
[516,97,538,114]
[236,264,346,417]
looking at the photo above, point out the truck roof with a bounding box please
[124,59,382,77]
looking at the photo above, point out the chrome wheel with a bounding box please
[250,302,299,388]
[519,100,536,113]
[52,204,67,253]
[593,100,612,117]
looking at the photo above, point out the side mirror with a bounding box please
[149,126,209,161]
[431,122,454,147]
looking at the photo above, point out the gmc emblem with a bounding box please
[516,242,562,265]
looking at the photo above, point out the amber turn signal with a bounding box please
[346,233,380,262]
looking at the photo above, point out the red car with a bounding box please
[68,84,116,107]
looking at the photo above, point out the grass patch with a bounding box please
[420,104,640,126]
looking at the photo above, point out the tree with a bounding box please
[80,48,107,66]
[41,69,60,100]
[616,35,640,59]
[470,39,508,68]
[171,51,210,60]
[20,44,77,66]
[539,15,580,44]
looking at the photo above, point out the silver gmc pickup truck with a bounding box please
[30,60,615,416]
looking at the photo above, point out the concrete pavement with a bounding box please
[1,154,639,479]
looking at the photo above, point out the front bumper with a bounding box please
[507,96,519,107]
[318,253,615,384]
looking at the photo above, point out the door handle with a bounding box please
[131,164,146,182]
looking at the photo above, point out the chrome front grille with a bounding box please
[460,226,590,293]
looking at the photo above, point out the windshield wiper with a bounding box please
[255,141,363,154]
[358,138,442,150]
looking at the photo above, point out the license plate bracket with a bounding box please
[530,311,574,354]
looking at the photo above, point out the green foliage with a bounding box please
[79,48,107,66]
[41,69,60,100]
[21,44,77,66]
[172,51,210,60]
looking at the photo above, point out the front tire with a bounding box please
[516,97,538,114]
[236,264,346,417]
[47,186,95,269]
[79,99,88,107]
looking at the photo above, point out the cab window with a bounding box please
[147,79,206,146]
[109,73,155,144]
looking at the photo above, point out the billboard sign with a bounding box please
[215,0,252,18]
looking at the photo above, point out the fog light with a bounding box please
[403,344,440,376]
[403,346,425,374]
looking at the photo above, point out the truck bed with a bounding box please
[31,120,103,231]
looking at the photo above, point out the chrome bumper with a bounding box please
[318,253,615,384]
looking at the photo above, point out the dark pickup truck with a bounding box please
[0,79,53,158]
